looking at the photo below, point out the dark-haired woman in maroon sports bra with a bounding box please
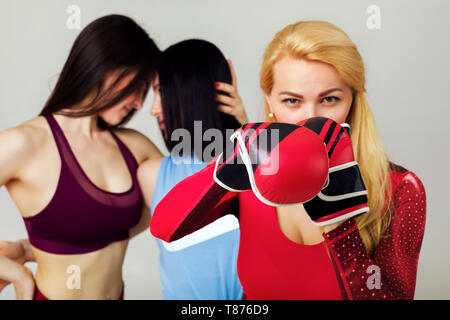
[0,15,162,299]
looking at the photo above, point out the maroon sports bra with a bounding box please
[23,114,143,254]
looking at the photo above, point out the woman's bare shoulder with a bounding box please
[0,116,52,182]
[0,116,50,152]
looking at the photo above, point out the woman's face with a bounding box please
[98,70,145,125]
[150,74,166,132]
[265,55,353,125]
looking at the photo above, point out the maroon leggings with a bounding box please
[33,285,125,300]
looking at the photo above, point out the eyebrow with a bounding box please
[278,88,343,98]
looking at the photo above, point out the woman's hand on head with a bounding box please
[215,59,249,125]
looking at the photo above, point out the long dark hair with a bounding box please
[40,14,160,129]
[158,39,241,160]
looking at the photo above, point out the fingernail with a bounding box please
[215,82,220,88]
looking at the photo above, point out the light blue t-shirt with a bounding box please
[150,155,243,300]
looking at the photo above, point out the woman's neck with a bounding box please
[52,112,100,140]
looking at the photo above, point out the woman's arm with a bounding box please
[0,255,35,300]
[0,126,39,187]
[114,128,164,238]
[0,239,35,264]
[0,126,40,299]
[322,171,426,300]
[0,239,36,299]
[150,160,239,242]
[129,157,163,238]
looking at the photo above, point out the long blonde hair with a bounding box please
[260,21,392,255]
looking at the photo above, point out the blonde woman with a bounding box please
[150,21,426,299]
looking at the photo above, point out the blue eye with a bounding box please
[322,96,340,104]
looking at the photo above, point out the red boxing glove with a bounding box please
[298,117,369,226]
[212,124,252,192]
[214,122,329,205]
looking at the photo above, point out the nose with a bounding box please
[133,94,144,110]
[150,98,162,118]
[304,103,318,119]
[132,101,143,110]
[124,93,143,111]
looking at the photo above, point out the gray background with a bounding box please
[0,0,449,299]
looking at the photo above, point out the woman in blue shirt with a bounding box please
[137,39,248,299]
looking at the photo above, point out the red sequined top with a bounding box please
[150,162,426,300]
[323,163,427,299]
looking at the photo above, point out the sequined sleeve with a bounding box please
[322,170,426,299]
